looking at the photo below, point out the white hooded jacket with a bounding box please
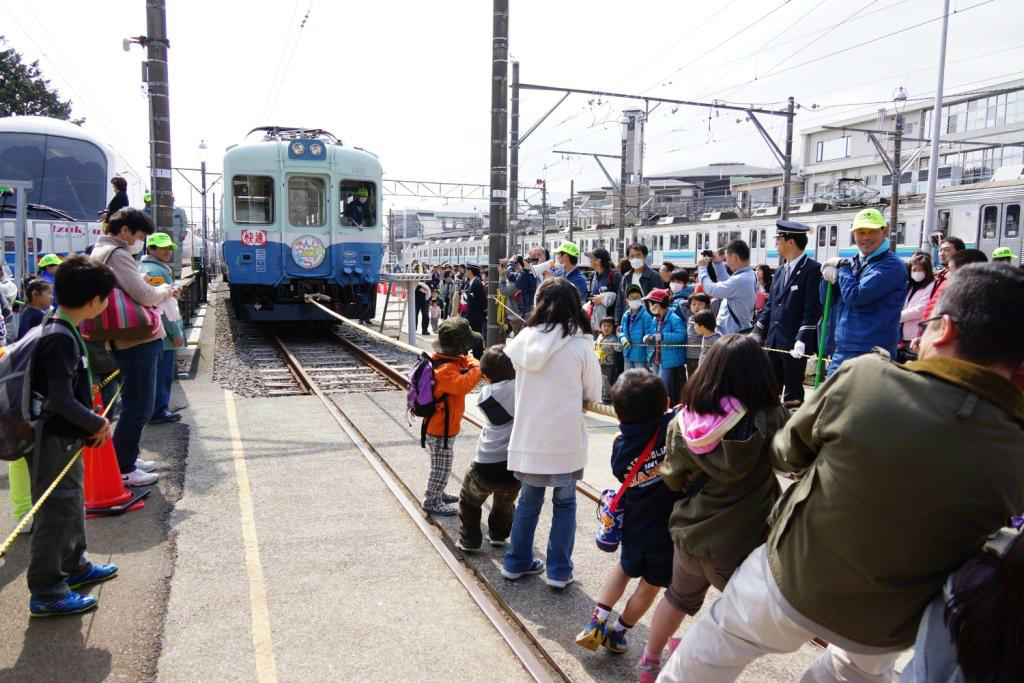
[504,324,603,476]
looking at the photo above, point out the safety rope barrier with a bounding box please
[489,295,832,366]
[0,372,122,562]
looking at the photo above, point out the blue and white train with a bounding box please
[221,127,383,321]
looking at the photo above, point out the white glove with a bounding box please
[823,257,845,268]
[790,340,806,359]
[821,265,839,284]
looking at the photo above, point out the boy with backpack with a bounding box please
[455,344,520,551]
[140,233,185,423]
[5,255,120,616]
[417,317,482,516]
[576,370,680,655]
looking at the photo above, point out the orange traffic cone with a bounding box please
[84,386,148,517]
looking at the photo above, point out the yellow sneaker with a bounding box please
[575,616,606,651]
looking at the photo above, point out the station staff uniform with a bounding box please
[753,221,822,404]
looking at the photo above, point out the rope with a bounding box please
[0,379,122,561]
[490,295,832,365]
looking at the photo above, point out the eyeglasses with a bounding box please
[918,314,957,335]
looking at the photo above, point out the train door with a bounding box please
[978,203,1021,260]
[284,173,332,277]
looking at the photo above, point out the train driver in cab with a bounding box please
[344,187,374,227]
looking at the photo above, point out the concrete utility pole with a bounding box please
[891,112,904,252]
[568,179,574,244]
[145,0,173,237]
[539,179,547,251]
[486,0,509,347]
[781,96,795,220]
[200,146,208,267]
[924,0,951,237]
[619,121,628,257]
[509,61,520,253]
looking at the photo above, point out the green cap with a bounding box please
[355,188,369,197]
[143,192,153,202]
[37,253,62,268]
[147,232,178,249]
[992,246,1014,260]
[554,240,580,259]
[851,208,887,231]
[433,317,482,356]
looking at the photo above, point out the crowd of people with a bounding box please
[1,201,187,617]
[411,208,1024,681]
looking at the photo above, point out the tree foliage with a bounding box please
[0,35,84,125]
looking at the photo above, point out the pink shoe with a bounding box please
[636,654,660,682]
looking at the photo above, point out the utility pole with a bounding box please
[486,0,509,347]
[924,0,951,237]
[144,0,173,238]
[200,153,208,268]
[781,96,795,220]
[388,208,396,267]
[509,61,520,254]
[619,124,627,258]
[568,179,574,244]
[891,112,903,252]
[539,179,547,251]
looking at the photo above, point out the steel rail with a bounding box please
[270,333,568,682]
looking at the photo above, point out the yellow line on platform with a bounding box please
[224,390,279,683]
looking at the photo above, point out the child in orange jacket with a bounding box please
[423,317,483,516]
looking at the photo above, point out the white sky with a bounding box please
[2,0,1020,219]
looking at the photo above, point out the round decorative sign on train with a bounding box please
[291,235,326,269]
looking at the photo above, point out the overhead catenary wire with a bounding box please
[261,0,304,122]
[264,0,315,122]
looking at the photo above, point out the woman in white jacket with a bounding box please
[501,278,603,589]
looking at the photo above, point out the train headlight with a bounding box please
[291,142,305,156]
[310,143,323,157]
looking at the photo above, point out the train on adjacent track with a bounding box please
[221,127,384,322]
[405,174,1024,269]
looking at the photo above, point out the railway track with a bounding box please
[270,331,572,682]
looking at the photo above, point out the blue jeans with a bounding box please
[826,348,864,378]
[624,358,648,371]
[152,348,176,418]
[503,482,577,581]
[112,339,161,473]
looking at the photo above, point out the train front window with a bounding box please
[232,175,274,224]
[340,180,377,227]
[288,176,325,227]
[0,132,107,221]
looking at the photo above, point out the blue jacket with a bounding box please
[560,266,589,302]
[646,309,687,369]
[619,307,653,363]
[610,410,681,545]
[672,286,692,321]
[829,248,908,356]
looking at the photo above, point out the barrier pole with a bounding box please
[815,283,834,388]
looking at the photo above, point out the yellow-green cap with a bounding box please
[37,253,62,268]
[143,192,153,202]
[992,246,1014,259]
[851,208,887,231]
[147,232,177,249]
[554,241,580,258]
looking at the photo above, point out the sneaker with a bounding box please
[484,533,507,548]
[455,539,481,553]
[636,654,661,682]
[134,459,157,473]
[122,468,158,487]
[67,563,119,590]
[422,502,457,517]
[501,559,544,581]
[574,616,606,651]
[545,574,575,590]
[29,591,97,617]
[441,492,459,505]
[149,413,182,424]
[17,515,33,535]
[603,625,628,654]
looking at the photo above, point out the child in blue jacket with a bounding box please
[643,288,687,406]
[619,284,652,371]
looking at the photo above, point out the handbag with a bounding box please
[79,247,162,342]
[595,429,660,552]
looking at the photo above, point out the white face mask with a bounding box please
[629,257,644,270]
[129,238,145,255]
[359,196,368,204]
[911,270,926,282]
[627,299,643,311]
[669,282,683,293]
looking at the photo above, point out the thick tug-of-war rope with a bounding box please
[0,372,122,562]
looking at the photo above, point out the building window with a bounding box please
[233,175,274,224]
[815,136,849,163]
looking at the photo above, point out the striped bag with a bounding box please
[79,287,161,342]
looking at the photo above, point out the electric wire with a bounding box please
[261,0,304,122]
